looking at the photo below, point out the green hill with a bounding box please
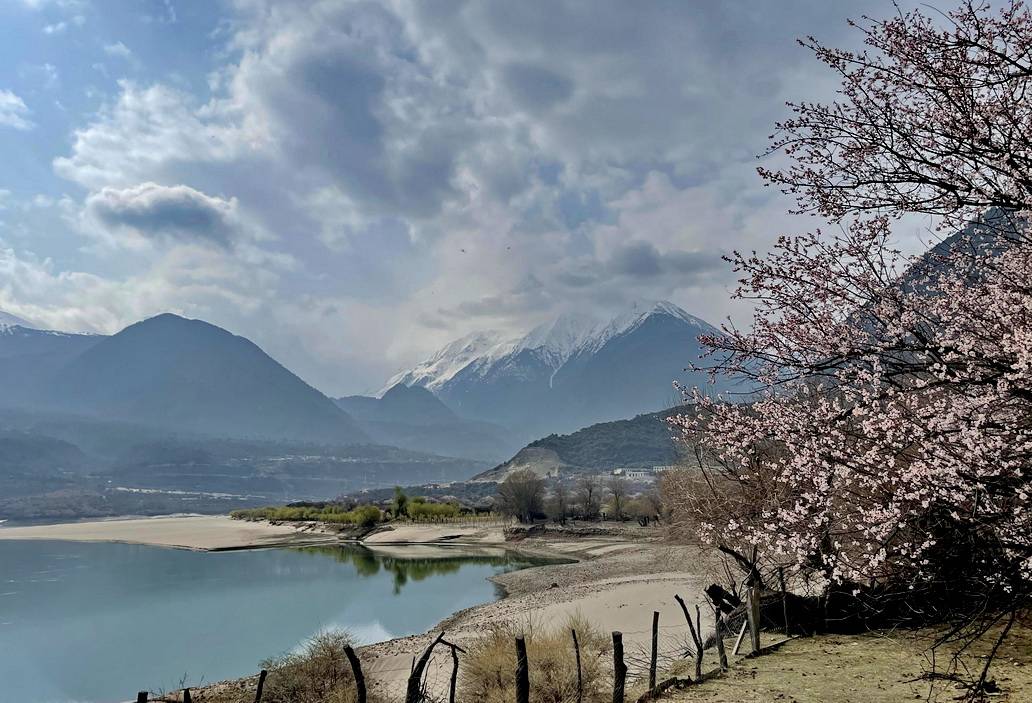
[473,406,693,480]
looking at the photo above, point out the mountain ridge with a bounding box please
[383,300,738,439]
[1,313,370,445]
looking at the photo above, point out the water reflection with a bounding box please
[295,545,553,594]
[0,540,560,703]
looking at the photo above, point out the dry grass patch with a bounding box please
[460,615,611,703]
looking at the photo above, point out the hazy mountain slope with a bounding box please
[44,313,369,444]
[390,301,740,438]
[337,383,460,425]
[475,406,687,481]
[335,384,519,461]
[0,325,105,407]
[0,310,37,328]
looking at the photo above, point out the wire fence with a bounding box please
[137,578,795,703]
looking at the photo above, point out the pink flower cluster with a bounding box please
[673,1,1032,593]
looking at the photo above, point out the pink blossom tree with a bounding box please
[666,2,1032,689]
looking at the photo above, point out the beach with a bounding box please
[0,514,338,551]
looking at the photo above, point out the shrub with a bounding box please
[408,500,460,520]
[460,615,610,703]
[231,504,381,527]
[257,630,380,703]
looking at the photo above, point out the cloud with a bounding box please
[54,81,247,187]
[501,63,573,112]
[103,42,132,59]
[0,90,34,130]
[34,0,906,393]
[84,183,242,247]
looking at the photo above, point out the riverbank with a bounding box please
[352,527,717,699]
[0,514,338,550]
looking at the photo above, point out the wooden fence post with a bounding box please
[778,566,790,635]
[714,611,728,671]
[254,669,267,703]
[343,644,367,703]
[136,693,148,703]
[674,594,704,680]
[515,635,530,703]
[612,631,627,703]
[407,632,445,703]
[746,584,761,654]
[449,643,459,703]
[649,610,659,690]
[572,629,583,703]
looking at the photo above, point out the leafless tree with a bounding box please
[496,469,546,523]
[606,476,629,520]
[575,474,602,519]
[549,481,570,521]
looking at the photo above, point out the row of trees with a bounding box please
[495,469,662,523]
[664,1,1031,692]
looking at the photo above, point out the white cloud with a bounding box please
[54,81,253,188]
[103,41,132,59]
[0,90,34,130]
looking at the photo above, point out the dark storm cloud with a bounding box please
[501,63,573,111]
[86,183,239,247]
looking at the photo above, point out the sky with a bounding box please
[0,0,947,395]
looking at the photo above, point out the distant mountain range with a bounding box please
[0,300,736,465]
[0,313,494,520]
[0,313,369,445]
[334,384,520,461]
[386,300,741,439]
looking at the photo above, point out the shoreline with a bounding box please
[0,514,340,551]
[1,514,717,700]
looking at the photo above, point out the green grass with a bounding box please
[231,504,382,527]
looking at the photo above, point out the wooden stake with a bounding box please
[673,595,704,680]
[612,631,627,703]
[649,610,659,690]
[449,643,459,703]
[253,669,267,703]
[746,585,761,654]
[572,628,583,703]
[731,619,748,656]
[714,611,728,670]
[515,635,530,703]
[406,632,445,703]
[778,566,790,635]
[343,645,367,703]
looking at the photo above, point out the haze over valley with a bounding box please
[0,299,726,521]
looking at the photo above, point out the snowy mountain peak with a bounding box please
[384,300,718,396]
[517,311,600,363]
[588,299,718,352]
[0,310,37,331]
[382,330,513,394]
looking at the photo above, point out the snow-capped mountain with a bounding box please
[385,301,739,438]
[0,309,38,330]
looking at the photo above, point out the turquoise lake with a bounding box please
[0,540,545,703]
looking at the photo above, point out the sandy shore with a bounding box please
[0,514,337,551]
[356,531,718,699]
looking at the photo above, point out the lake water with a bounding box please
[0,540,546,703]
